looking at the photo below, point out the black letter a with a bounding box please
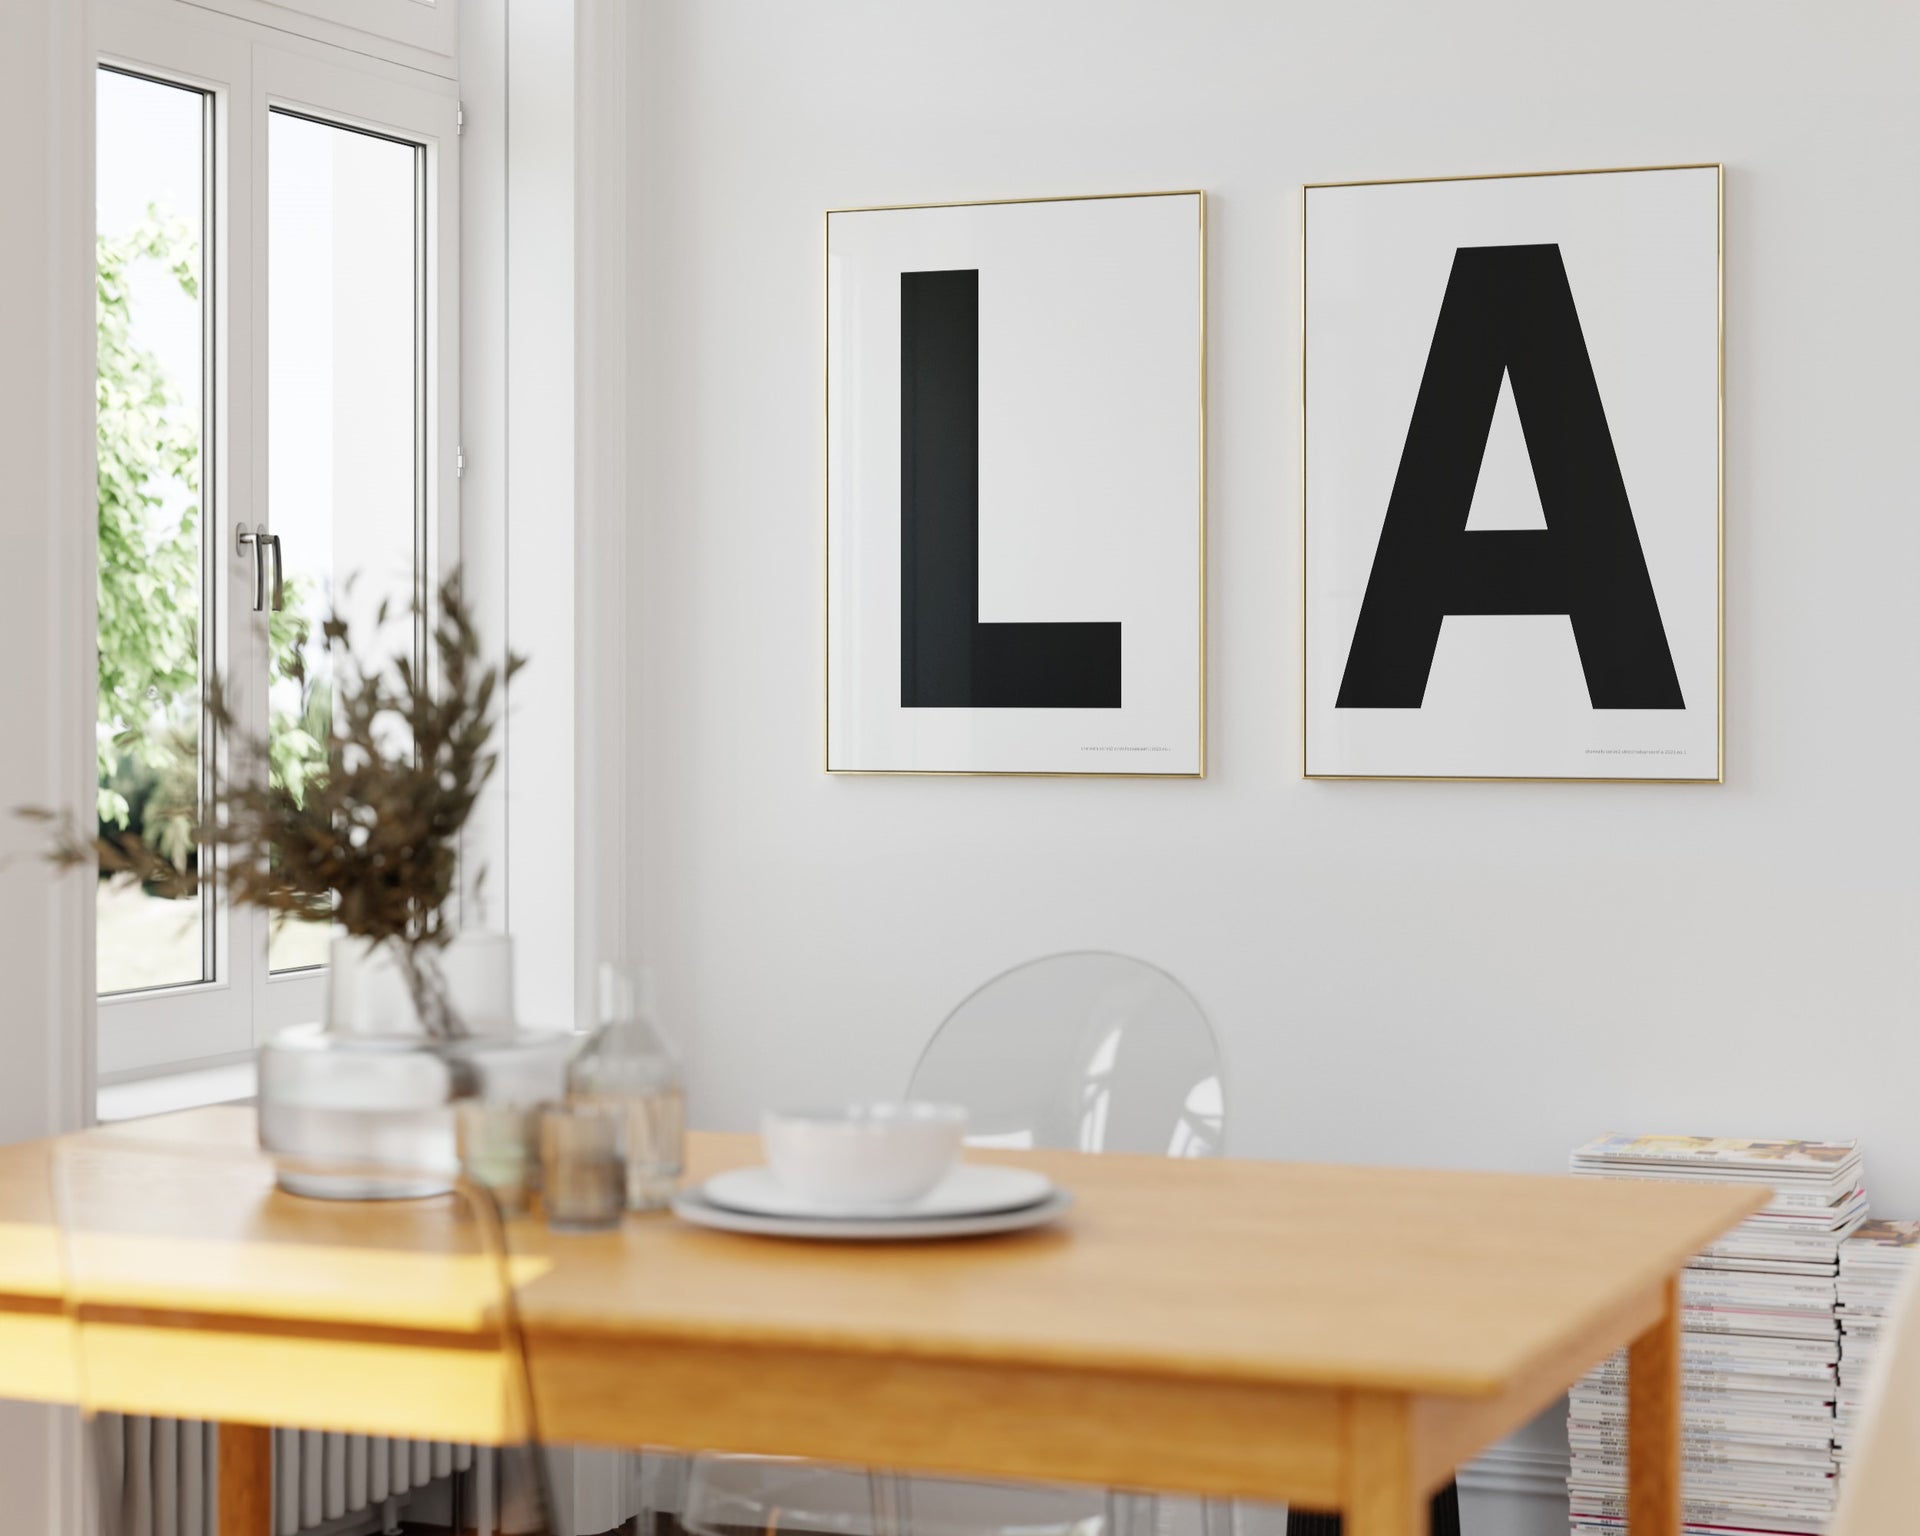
[1335,244,1684,710]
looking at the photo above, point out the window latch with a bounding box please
[236,523,285,613]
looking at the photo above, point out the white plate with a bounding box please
[672,1186,1074,1242]
[702,1163,1054,1221]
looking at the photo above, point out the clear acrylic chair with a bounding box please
[49,1124,555,1536]
[684,951,1227,1536]
[909,950,1226,1159]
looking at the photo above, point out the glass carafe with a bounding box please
[566,973,685,1211]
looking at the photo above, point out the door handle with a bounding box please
[235,524,286,613]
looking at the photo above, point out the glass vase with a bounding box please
[566,983,686,1211]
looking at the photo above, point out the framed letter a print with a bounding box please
[1304,165,1722,782]
[827,191,1206,776]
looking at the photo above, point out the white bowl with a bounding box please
[761,1102,968,1206]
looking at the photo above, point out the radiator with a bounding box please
[95,1417,474,1536]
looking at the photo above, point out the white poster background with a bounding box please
[827,194,1204,775]
[1305,167,1720,781]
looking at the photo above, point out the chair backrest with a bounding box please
[1831,1259,1920,1536]
[907,952,1225,1157]
[49,1125,554,1536]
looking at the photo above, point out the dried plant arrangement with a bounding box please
[19,572,522,1038]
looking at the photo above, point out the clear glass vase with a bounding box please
[566,982,686,1211]
[258,932,567,1200]
[326,931,518,1038]
[259,1026,569,1199]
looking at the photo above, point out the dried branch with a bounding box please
[19,570,522,1038]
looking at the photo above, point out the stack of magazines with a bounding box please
[1565,1135,1865,1536]
[1835,1218,1920,1467]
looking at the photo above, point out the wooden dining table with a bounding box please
[0,1106,1764,1536]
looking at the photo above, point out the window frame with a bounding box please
[192,0,459,66]
[95,12,252,1077]
[94,0,461,1082]
[250,43,460,1048]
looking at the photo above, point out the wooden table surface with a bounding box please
[0,1107,1766,1536]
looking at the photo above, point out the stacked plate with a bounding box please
[672,1163,1072,1240]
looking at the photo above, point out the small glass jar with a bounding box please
[538,1102,625,1232]
[566,970,686,1211]
[455,1100,538,1218]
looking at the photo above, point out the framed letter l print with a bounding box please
[1304,164,1722,782]
[827,191,1206,776]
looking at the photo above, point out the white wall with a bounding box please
[627,0,1920,1525]
[0,0,97,1528]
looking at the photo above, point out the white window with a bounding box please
[94,2,459,1082]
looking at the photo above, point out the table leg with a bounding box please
[1344,1393,1426,1536]
[217,1422,272,1536]
[1628,1276,1682,1536]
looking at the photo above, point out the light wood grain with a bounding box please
[0,1108,1765,1517]
[218,1422,271,1536]
[1409,1269,1665,1491]
[0,1309,76,1405]
[532,1331,1346,1506]
[1629,1276,1683,1536]
[0,1113,1767,1397]
[80,1322,519,1442]
[1345,1394,1423,1536]
[512,1132,1763,1398]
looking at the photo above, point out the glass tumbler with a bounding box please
[538,1102,625,1232]
[455,1100,538,1218]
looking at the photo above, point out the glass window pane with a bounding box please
[94,68,210,996]
[267,110,423,974]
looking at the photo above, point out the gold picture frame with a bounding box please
[1300,163,1724,784]
[825,190,1208,778]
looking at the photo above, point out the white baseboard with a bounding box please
[1457,1411,1572,1536]
[1459,1438,1571,1500]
